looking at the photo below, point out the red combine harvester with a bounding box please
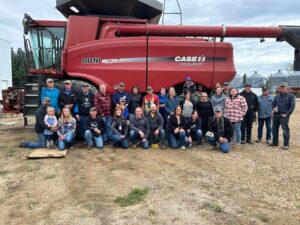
[21,0,300,125]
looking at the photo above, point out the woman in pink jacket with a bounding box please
[224,88,248,147]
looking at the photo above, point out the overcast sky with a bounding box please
[1,0,300,76]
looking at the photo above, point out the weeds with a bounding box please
[0,170,10,176]
[148,209,155,216]
[210,203,223,213]
[5,148,16,158]
[43,174,56,180]
[114,187,149,207]
[255,212,269,223]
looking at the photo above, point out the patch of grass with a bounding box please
[43,174,56,180]
[114,187,149,207]
[148,209,155,216]
[296,204,300,209]
[255,212,269,223]
[5,148,16,158]
[210,203,224,213]
[0,170,10,176]
[82,202,94,211]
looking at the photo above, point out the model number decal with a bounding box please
[81,57,102,64]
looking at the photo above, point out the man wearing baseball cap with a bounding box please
[142,86,160,114]
[269,82,295,150]
[58,80,76,115]
[112,82,131,109]
[183,76,196,94]
[256,86,273,144]
[40,78,60,114]
[19,97,53,148]
[239,83,259,144]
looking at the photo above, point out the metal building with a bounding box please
[230,74,243,88]
[268,70,288,94]
[0,39,12,101]
[288,71,300,87]
[248,71,266,88]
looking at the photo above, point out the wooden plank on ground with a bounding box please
[26,149,67,159]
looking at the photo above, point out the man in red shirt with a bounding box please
[142,86,159,114]
[93,84,112,143]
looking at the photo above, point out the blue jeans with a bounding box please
[79,115,88,139]
[102,116,113,142]
[206,136,230,153]
[272,115,290,146]
[258,117,272,141]
[84,130,104,149]
[129,130,149,149]
[190,129,203,145]
[110,134,129,149]
[27,133,46,148]
[149,129,166,145]
[58,133,75,150]
[168,131,186,149]
[232,122,241,144]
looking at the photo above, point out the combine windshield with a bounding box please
[26,26,65,70]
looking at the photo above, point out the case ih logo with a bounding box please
[174,56,206,63]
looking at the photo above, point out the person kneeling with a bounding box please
[84,107,105,150]
[186,110,203,148]
[57,107,76,151]
[168,105,187,149]
[146,104,166,150]
[206,106,233,153]
[110,106,129,149]
[129,107,150,149]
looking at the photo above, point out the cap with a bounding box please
[118,82,125,87]
[43,97,50,102]
[185,76,192,81]
[262,86,268,90]
[64,80,71,84]
[82,83,89,87]
[280,82,288,87]
[223,82,230,86]
[147,86,153,91]
[90,107,97,112]
[214,106,222,112]
[46,78,54,83]
[119,96,126,102]
[244,83,252,87]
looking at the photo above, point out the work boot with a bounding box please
[255,139,261,143]
[247,140,253,144]
[266,140,271,145]
[19,141,27,148]
[241,140,246,144]
[268,143,278,147]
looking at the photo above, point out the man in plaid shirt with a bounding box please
[93,84,112,143]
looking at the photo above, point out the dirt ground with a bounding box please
[0,103,300,225]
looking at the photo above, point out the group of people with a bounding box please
[19,76,295,153]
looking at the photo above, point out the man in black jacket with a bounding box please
[58,80,76,115]
[19,97,54,148]
[239,83,258,144]
[146,104,166,149]
[84,107,105,149]
[206,106,233,153]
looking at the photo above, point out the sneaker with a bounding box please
[87,146,92,150]
[132,144,137,149]
[266,140,271,145]
[151,144,157,150]
[268,143,278,147]
[69,146,74,150]
[256,139,261,143]
[246,140,253,144]
[46,141,51,149]
[235,143,241,148]
[282,146,289,150]
[241,140,246,144]
[188,143,193,148]
[19,141,27,148]
[197,145,202,149]
[181,146,186,150]
[160,144,166,150]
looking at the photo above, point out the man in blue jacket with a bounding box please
[112,82,131,109]
[41,78,60,114]
[256,86,273,144]
[269,82,295,150]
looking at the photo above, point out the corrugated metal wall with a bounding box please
[0,39,12,101]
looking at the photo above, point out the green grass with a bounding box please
[255,212,269,223]
[43,174,56,180]
[148,209,156,216]
[5,148,16,158]
[296,204,300,209]
[0,170,10,176]
[114,187,149,207]
[210,203,224,213]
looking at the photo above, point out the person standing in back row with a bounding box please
[142,86,160,114]
[269,82,295,150]
[239,83,258,144]
[256,86,273,144]
[41,78,60,115]
[195,92,214,135]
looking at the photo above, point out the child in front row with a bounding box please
[44,107,58,149]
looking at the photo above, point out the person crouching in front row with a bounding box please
[206,106,233,153]
[146,103,166,150]
[110,106,129,149]
[129,107,150,149]
[84,107,105,150]
[167,105,187,150]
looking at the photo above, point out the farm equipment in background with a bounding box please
[20,0,300,126]
[1,88,24,115]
